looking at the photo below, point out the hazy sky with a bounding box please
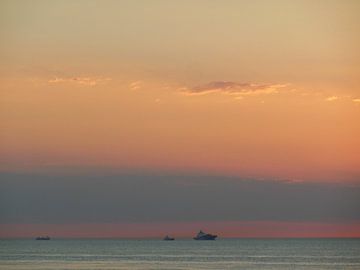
[1,0,360,237]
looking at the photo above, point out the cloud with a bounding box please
[324,95,360,103]
[326,96,339,101]
[48,76,111,86]
[129,81,142,90]
[182,81,288,96]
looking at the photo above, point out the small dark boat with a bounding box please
[35,236,50,240]
[193,230,217,240]
[163,235,175,241]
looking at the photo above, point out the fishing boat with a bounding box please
[163,235,175,240]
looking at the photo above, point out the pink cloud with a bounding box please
[182,81,288,96]
[48,76,111,86]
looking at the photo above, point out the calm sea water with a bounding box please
[0,239,359,269]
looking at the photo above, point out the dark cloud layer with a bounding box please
[0,172,359,224]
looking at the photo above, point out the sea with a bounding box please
[0,238,359,269]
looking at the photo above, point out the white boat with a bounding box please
[193,230,217,240]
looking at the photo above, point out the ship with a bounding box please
[35,236,50,240]
[193,230,217,240]
[163,235,175,241]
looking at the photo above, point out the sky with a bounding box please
[0,0,360,238]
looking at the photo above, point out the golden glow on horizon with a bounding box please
[1,221,360,239]
[1,77,359,182]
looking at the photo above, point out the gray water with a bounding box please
[0,239,359,269]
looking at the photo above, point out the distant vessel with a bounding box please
[193,230,217,240]
[163,235,175,241]
[35,236,50,240]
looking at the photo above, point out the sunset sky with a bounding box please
[1,0,360,238]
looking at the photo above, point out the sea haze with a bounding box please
[0,172,359,224]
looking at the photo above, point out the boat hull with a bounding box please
[35,237,50,240]
[193,235,217,240]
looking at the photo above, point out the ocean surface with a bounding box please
[0,238,359,269]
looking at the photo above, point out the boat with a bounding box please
[163,235,175,241]
[193,230,217,240]
[35,236,50,240]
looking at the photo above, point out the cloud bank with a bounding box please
[1,172,359,224]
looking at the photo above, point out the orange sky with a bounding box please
[1,72,360,182]
[1,1,360,183]
[2,1,360,183]
[1,1,360,238]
